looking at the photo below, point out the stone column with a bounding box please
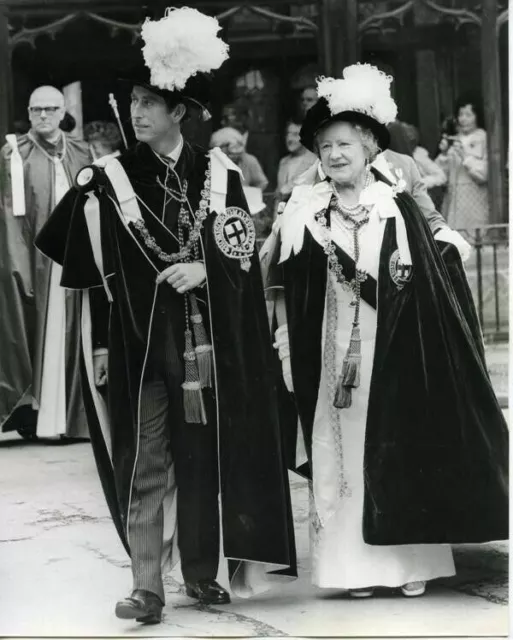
[481,0,505,223]
[0,3,13,141]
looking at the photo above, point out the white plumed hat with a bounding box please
[317,64,397,125]
[300,63,398,152]
[140,7,229,93]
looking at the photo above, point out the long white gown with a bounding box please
[309,205,456,590]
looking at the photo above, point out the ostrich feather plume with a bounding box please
[141,7,229,91]
[317,63,398,124]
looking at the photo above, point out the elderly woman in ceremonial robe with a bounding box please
[265,65,508,598]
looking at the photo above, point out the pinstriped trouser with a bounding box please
[128,307,220,603]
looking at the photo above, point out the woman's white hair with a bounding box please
[210,126,244,149]
[353,124,380,162]
[314,121,381,162]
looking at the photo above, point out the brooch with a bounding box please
[213,206,255,272]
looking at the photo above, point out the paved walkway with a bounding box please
[0,438,508,637]
[485,341,509,407]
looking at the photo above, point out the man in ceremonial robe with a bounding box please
[35,7,295,625]
[0,85,90,439]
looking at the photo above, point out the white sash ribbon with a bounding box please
[209,146,242,213]
[359,181,412,266]
[5,134,26,216]
[83,192,113,302]
[96,157,143,224]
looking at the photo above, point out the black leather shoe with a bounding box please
[115,589,163,624]
[186,579,231,605]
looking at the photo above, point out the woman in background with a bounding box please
[436,95,489,231]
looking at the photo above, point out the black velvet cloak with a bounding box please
[35,142,296,579]
[269,172,508,545]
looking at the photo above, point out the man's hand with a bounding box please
[93,352,108,387]
[156,262,206,294]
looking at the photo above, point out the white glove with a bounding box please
[93,348,108,387]
[273,324,293,393]
[435,228,472,263]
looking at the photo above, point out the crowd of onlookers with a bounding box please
[12,85,493,233]
[388,94,491,232]
[211,88,492,233]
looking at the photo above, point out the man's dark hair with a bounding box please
[60,111,76,133]
[440,115,457,137]
[84,120,123,150]
[387,120,415,157]
[163,94,192,122]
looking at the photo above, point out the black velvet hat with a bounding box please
[121,66,213,115]
[299,64,398,153]
[300,98,391,153]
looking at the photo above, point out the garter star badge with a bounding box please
[214,206,255,272]
[389,249,413,290]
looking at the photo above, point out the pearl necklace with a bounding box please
[330,168,373,217]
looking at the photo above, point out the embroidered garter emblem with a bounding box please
[389,249,413,290]
[213,206,255,272]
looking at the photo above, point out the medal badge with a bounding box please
[389,249,413,290]
[213,206,256,272]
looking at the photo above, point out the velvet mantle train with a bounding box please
[267,174,508,545]
[35,142,296,582]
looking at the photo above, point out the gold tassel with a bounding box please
[341,324,361,387]
[182,328,207,425]
[334,323,362,409]
[188,293,213,389]
[334,384,353,408]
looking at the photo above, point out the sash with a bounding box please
[333,241,377,310]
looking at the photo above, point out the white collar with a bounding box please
[371,152,397,183]
[278,171,411,267]
[167,135,184,163]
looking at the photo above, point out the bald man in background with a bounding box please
[0,85,91,440]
